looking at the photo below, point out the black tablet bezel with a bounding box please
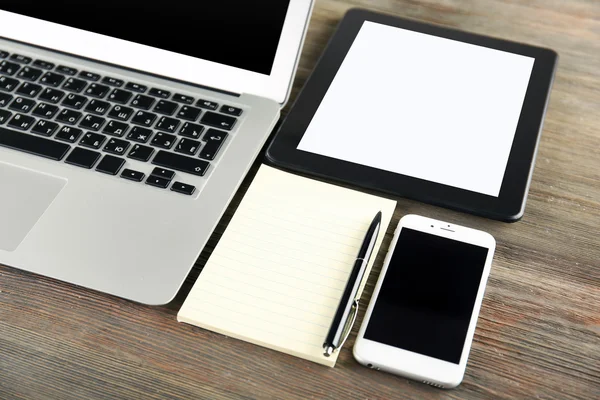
[266,9,557,221]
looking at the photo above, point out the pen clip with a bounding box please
[338,299,359,351]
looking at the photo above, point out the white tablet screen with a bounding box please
[297,21,534,197]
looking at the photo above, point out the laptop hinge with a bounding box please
[0,36,241,98]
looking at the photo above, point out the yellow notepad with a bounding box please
[178,165,396,367]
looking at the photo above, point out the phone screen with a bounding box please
[364,228,489,364]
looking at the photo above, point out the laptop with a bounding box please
[0,1,314,305]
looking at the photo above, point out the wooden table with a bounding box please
[1,1,599,399]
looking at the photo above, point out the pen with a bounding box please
[323,211,382,356]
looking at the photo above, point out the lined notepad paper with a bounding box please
[178,165,396,367]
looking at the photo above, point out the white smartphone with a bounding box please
[353,214,495,389]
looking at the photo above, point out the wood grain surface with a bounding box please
[1,1,599,399]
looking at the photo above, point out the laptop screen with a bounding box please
[0,1,290,76]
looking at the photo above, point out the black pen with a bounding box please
[323,211,382,356]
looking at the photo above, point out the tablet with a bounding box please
[266,9,557,221]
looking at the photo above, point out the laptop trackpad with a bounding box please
[0,162,66,252]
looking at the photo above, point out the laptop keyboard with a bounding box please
[0,51,244,196]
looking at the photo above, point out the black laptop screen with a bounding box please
[1,1,290,75]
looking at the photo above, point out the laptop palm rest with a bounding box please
[0,162,66,252]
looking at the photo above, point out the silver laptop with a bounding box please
[0,1,314,304]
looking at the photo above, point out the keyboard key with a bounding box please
[131,94,155,110]
[57,65,78,75]
[56,108,83,125]
[85,99,111,115]
[63,77,87,93]
[200,129,228,160]
[0,61,20,76]
[0,92,13,107]
[62,93,87,109]
[16,82,42,98]
[155,116,180,133]
[80,114,106,131]
[39,87,65,103]
[103,120,129,137]
[127,126,152,143]
[79,132,106,149]
[10,54,32,64]
[152,150,209,176]
[0,51,8,59]
[149,88,170,98]
[171,181,196,195]
[151,132,176,149]
[40,72,66,87]
[128,144,154,161]
[0,75,19,92]
[80,71,100,81]
[145,175,170,189]
[31,120,59,137]
[175,138,201,156]
[0,126,70,160]
[85,83,110,98]
[96,155,125,175]
[201,111,236,130]
[131,110,157,127]
[102,76,124,87]
[179,122,204,139]
[0,110,12,124]
[8,113,35,130]
[108,104,134,121]
[177,105,201,121]
[125,82,147,93]
[121,168,145,182]
[33,60,55,70]
[32,103,59,119]
[55,126,83,143]
[103,138,130,155]
[220,105,243,116]
[196,99,218,110]
[173,94,194,104]
[108,88,132,104]
[65,147,101,169]
[154,100,178,116]
[17,67,43,81]
[150,167,175,180]
[9,97,36,113]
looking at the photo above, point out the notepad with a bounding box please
[178,165,396,367]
